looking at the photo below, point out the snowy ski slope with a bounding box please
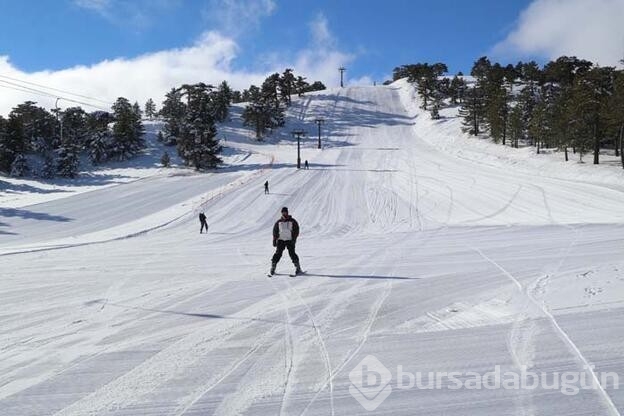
[1,83,624,415]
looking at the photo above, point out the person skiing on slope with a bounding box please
[304,160,309,170]
[264,180,269,194]
[270,206,303,275]
[199,212,208,234]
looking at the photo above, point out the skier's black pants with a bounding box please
[272,240,299,265]
[200,221,208,233]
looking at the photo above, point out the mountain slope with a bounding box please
[1,84,623,415]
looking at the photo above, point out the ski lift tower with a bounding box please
[314,118,325,149]
[291,129,306,169]
[339,67,346,87]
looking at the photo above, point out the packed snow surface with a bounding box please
[1,82,624,415]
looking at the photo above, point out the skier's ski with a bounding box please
[268,271,306,278]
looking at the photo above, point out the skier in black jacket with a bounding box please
[199,212,208,234]
[270,206,302,275]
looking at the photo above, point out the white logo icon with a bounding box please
[349,355,392,411]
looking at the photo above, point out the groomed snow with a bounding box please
[1,82,624,415]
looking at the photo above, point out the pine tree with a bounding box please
[568,67,613,164]
[242,73,288,139]
[241,88,252,102]
[61,107,88,143]
[548,87,574,161]
[262,73,282,119]
[535,82,565,152]
[307,81,326,92]
[52,107,86,178]
[0,115,13,173]
[529,99,548,154]
[516,85,538,145]
[132,101,143,119]
[177,84,222,169]
[430,103,440,120]
[279,68,296,105]
[87,130,110,165]
[295,76,309,97]
[472,60,512,145]
[231,90,242,103]
[242,97,271,140]
[404,63,448,110]
[9,153,28,177]
[161,151,171,167]
[0,114,27,173]
[111,97,144,160]
[459,86,485,135]
[85,111,113,164]
[607,70,624,168]
[568,82,593,163]
[430,93,443,120]
[484,85,509,144]
[507,105,524,148]
[55,145,80,178]
[10,101,56,155]
[392,65,412,81]
[543,56,592,88]
[471,56,492,81]
[417,74,436,110]
[40,152,56,178]
[160,88,186,144]
[448,75,466,104]
[518,60,542,87]
[260,72,282,111]
[0,115,7,171]
[144,98,157,120]
[213,81,233,122]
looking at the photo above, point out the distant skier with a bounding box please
[199,212,208,234]
[270,207,303,275]
[304,160,309,170]
[264,180,269,194]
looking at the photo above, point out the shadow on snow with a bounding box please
[84,299,313,328]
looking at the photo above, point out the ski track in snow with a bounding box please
[472,225,620,416]
[2,83,624,415]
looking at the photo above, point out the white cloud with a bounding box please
[73,0,181,29]
[293,49,354,87]
[0,11,372,116]
[347,75,374,87]
[0,31,266,115]
[493,0,624,66]
[309,13,335,49]
[204,0,276,38]
[258,12,359,88]
[73,0,111,13]
[295,13,360,87]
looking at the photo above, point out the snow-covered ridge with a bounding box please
[395,78,624,189]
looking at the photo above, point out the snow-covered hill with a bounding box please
[1,83,624,415]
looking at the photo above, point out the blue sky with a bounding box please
[0,0,622,115]
[1,0,531,77]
